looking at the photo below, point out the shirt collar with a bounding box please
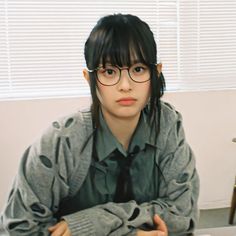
[96,110,124,161]
[96,108,157,162]
[128,110,157,151]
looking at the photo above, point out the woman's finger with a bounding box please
[153,215,168,235]
[137,229,164,236]
[50,221,67,236]
[48,224,58,232]
[62,228,72,236]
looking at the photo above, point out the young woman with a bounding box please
[0,14,199,236]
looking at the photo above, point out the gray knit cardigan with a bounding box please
[0,101,199,236]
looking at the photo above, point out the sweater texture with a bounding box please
[0,101,199,236]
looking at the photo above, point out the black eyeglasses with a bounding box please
[88,63,152,86]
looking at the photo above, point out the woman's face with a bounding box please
[84,61,155,122]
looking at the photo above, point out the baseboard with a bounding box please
[199,199,230,209]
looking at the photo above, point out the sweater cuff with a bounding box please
[62,212,95,236]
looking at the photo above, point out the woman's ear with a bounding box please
[83,69,90,85]
[156,63,162,75]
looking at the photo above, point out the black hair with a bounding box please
[84,13,165,139]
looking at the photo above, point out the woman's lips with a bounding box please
[116,97,137,106]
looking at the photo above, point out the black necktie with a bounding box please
[114,146,140,203]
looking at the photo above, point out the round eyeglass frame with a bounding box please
[87,63,156,86]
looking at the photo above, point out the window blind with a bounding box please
[0,0,159,100]
[158,0,236,91]
[0,0,236,100]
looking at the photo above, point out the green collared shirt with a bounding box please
[70,109,160,211]
[2,101,199,235]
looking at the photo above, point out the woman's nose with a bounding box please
[118,69,132,91]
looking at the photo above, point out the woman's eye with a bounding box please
[134,66,145,73]
[106,69,115,75]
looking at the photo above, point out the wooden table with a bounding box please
[195,226,236,236]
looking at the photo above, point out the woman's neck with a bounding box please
[101,109,141,151]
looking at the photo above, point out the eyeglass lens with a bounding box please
[96,63,150,85]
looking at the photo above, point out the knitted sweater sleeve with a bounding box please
[1,105,199,236]
[61,104,200,236]
[0,112,92,236]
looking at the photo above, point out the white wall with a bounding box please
[163,90,236,209]
[0,90,236,212]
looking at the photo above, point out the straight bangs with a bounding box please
[86,17,157,69]
[99,28,148,68]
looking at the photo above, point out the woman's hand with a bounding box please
[48,220,71,236]
[136,214,168,236]
[47,215,167,236]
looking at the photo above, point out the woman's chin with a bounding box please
[112,108,142,120]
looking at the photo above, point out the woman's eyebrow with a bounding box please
[100,59,144,66]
